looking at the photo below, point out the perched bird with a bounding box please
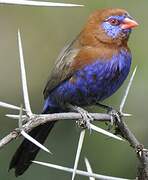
[9,8,138,176]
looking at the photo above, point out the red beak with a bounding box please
[121,18,139,29]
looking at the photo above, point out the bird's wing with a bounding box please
[43,38,80,99]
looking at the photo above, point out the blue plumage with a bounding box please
[43,49,131,111]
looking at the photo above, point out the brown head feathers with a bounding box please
[78,8,133,47]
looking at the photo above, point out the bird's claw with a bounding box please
[107,115,114,131]
[105,108,122,131]
[71,106,93,131]
[97,103,122,130]
[108,108,122,123]
[76,119,90,130]
[136,144,148,157]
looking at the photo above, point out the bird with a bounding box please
[9,8,138,176]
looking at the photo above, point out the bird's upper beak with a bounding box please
[121,17,139,29]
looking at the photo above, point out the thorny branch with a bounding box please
[0,112,111,149]
[0,29,147,180]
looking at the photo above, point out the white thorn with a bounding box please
[121,113,132,117]
[72,130,85,180]
[120,66,137,112]
[0,101,26,111]
[6,114,26,119]
[0,0,84,7]
[18,30,32,116]
[90,124,124,141]
[21,130,52,154]
[18,104,23,129]
[84,158,95,180]
[32,160,132,180]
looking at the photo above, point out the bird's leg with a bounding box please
[68,104,93,130]
[96,103,122,130]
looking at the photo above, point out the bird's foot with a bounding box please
[68,105,93,131]
[75,107,93,131]
[108,108,122,123]
[136,144,148,157]
[97,103,122,130]
[108,108,122,133]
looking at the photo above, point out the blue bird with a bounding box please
[9,8,138,176]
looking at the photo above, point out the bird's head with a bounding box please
[80,8,138,47]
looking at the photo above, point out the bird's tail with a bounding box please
[9,108,56,177]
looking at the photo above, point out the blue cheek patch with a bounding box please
[102,22,121,38]
[102,15,130,39]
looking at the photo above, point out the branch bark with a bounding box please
[0,112,110,149]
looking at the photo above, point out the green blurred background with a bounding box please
[0,0,147,179]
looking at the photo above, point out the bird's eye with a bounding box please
[108,18,120,26]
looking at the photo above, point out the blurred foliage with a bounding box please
[0,0,148,179]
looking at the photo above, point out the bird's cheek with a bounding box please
[102,22,121,39]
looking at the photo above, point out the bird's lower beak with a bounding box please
[121,18,139,29]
